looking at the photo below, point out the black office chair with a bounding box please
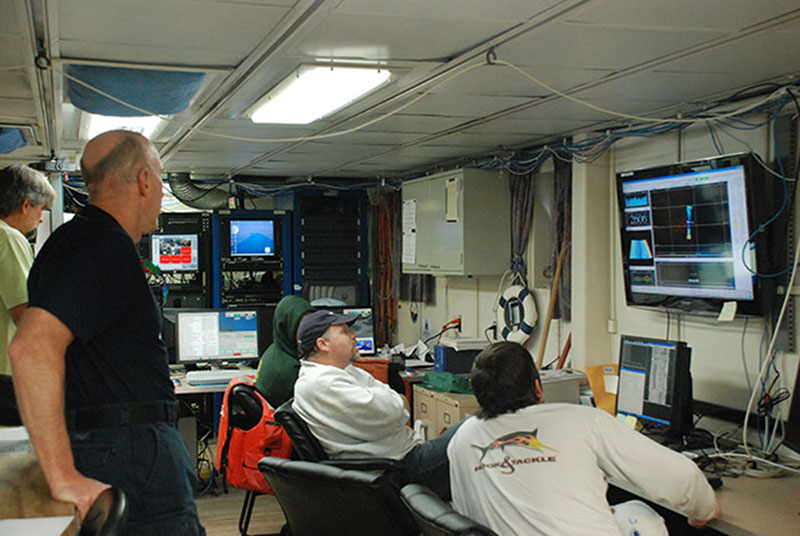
[258,457,418,536]
[273,398,401,472]
[400,484,498,536]
[79,487,128,536]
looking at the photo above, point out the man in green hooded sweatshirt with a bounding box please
[254,295,314,408]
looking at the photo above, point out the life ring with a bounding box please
[497,285,537,344]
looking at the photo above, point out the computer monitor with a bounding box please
[342,307,375,355]
[616,152,785,316]
[162,307,205,364]
[175,309,259,366]
[150,233,199,272]
[229,219,275,257]
[615,335,693,437]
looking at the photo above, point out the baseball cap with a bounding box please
[297,310,357,356]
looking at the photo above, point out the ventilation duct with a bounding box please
[65,65,205,116]
[167,173,230,210]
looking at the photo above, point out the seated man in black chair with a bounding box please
[447,341,721,535]
[293,310,460,500]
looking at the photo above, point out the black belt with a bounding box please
[68,401,178,431]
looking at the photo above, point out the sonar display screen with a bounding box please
[619,165,754,301]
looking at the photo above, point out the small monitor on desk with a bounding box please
[162,307,205,364]
[175,309,259,366]
[616,335,693,437]
[342,307,375,355]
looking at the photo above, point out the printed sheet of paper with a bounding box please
[402,199,417,264]
[0,516,74,536]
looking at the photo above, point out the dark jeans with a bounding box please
[402,420,464,500]
[70,420,205,536]
[0,374,21,426]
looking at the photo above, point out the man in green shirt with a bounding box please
[254,295,314,408]
[0,164,55,424]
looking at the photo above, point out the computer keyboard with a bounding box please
[185,368,255,386]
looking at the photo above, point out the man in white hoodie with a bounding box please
[293,309,459,499]
[447,341,721,535]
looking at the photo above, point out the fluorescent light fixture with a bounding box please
[249,65,391,124]
[86,113,162,140]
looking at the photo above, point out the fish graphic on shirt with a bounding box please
[473,429,557,461]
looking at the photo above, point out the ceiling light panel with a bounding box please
[249,65,391,124]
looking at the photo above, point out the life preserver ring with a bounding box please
[497,285,537,344]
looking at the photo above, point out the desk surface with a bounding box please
[0,453,77,535]
[610,471,800,536]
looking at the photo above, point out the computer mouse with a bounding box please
[173,378,181,387]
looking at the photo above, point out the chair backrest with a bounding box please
[229,383,264,430]
[79,487,128,536]
[258,457,417,536]
[400,484,498,536]
[273,398,328,461]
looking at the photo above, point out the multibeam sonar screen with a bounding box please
[619,165,754,300]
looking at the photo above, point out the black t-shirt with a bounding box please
[28,205,174,410]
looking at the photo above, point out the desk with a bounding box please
[0,453,77,535]
[608,472,800,536]
[170,367,256,395]
[170,368,255,466]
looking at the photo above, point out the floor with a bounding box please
[194,439,286,536]
[195,485,286,536]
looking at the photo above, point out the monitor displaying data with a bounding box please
[150,233,199,272]
[176,309,259,364]
[229,219,275,257]
[619,165,754,302]
[615,335,692,435]
[343,307,375,355]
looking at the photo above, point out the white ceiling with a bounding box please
[2,0,799,180]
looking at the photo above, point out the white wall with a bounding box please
[396,159,570,366]
[397,114,799,415]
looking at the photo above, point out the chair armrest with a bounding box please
[320,458,403,472]
[79,487,128,536]
[400,483,498,536]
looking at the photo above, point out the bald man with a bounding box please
[9,131,205,534]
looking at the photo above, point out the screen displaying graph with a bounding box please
[619,165,753,301]
[649,183,731,258]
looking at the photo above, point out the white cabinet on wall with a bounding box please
[401,168,510,275]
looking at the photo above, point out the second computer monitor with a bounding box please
[175,309,259,365]
[342,307,375,355]
[615,335,693,437]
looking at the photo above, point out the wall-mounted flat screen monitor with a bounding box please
[615,335,693,437]
[342,307,375,355]
[150,233,199,272]
[616,153,784,316]
[230,219,275,257]
[175,309,259,365]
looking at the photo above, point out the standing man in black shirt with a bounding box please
[9,130,205,534]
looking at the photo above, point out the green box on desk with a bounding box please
[433,345,480,374]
